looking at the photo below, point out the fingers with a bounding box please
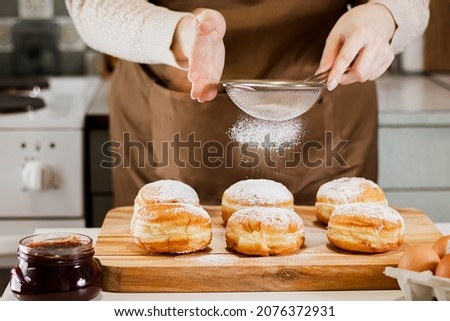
[320,3,396,91]
[195,9,226,37]
[326,29,365,91]
[340,39,393,85]
[316,32,341,75]
[188,44,223,102]
[323,29,394,90]
[339,45,377,85]
[187,9,225,103]
[191,79,218,103]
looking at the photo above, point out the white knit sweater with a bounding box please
[65,0,430,67]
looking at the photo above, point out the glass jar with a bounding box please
[10,232,102,301]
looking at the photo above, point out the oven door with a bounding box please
[0,130,84,217]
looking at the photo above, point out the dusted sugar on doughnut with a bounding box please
[315,177,387,224]
[327,203,405,253]
[225,207,304,256]
[221,179,294,223]
[131,203,212,254]
[134,179,200,213]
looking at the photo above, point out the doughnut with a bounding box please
[134,179,200,213]
[225,207,304,256]
[130,203,212,254]
[315,177,387,224]
[221,179,294,223]
[327,203,405,253]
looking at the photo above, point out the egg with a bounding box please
[398,244,440,273]
[435,255,450,278]
[432,235,450,259]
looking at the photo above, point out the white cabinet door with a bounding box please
[379,126,450,222]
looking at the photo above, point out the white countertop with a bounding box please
[431,73,450,89]
[0,76,103,129]
[2,223,450,301]
[376,74,450,126]
[377,75,450,113]
[87,80,110,116]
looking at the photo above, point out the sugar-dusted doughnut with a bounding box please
[225,207,304,256]
[315,177,387,224]
[327,203,404,253]
[131,203,212,254]
[134,179,199,213]
[221,179,294,223]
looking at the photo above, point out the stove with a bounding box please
[0,76,102,268]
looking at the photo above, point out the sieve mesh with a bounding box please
[222,69,334,121]
[224,84,323,121]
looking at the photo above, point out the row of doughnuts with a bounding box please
[130,176,405,256]
[224,177,405,255]
[315,177,405,253]
[131,180,212,254]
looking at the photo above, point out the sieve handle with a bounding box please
[302,67,351,84]
[302,70,329,84]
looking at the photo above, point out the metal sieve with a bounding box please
[222,70,328,121]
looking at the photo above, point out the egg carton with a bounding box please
[384,266,450,301]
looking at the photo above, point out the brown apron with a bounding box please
[108,0,378,206]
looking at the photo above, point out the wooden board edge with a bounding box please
[100,263,400,293]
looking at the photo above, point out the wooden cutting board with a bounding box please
[95,206,442,293]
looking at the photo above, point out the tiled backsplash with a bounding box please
[0,0,103,76]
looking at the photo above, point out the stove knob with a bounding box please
[22,161,54,191]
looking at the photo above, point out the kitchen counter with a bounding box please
[376,74,450,126]
[2,223,450,301]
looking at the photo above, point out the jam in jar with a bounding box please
[10,232,102,301]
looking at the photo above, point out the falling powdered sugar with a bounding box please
[227,114,305,148]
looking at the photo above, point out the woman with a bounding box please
[66,0,429,206]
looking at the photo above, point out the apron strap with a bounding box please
[139,63,167,87]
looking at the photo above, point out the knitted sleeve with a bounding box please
[65,0,192,67]
[370,0,430,54]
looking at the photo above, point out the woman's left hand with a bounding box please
[173,9,226,102]
[316,3,396,91]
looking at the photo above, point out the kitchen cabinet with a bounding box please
[423,0,450,72]
[377,74,450,222]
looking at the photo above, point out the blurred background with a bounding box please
[0,0,110,77]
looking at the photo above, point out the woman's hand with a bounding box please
[316,3,396,91]
[172,9,226,102]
